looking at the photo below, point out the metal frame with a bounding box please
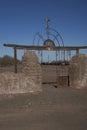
[3,18,87,73]
[3,43,87,73]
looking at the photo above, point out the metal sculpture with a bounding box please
[33,17,65,63]
[33,17,64,47]
[3,18,87,73]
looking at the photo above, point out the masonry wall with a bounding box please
[0,51,42,94]
[69,54,87,89]
[22,51,42,86]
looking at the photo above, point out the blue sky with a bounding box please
[0,0,87,59]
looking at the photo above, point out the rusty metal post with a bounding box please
[76,49,79,54]
[14,47,17,73]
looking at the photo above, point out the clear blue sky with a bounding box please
[0,0,87,45]
[0,0,87,58]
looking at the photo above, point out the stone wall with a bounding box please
[69,54,87,89]
[22,51,42,85]
[0,51,42,94]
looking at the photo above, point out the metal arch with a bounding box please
[33,33,37,45]
[43,39,55,46]
[33,32,44,46]
[46,32,60,46]
[49,27,64,46]
[37,32,45,42]
[48,27,65,61]
[33,18,64,47]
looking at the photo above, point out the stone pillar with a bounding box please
[69,54,87,89]
[22,51,42,86]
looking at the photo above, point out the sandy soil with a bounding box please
[0,66,87,130]
[0,85,87,130]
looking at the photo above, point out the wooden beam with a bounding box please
[3,43,87,51]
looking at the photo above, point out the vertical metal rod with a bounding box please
[14,47,17,73]
[76,49,79,54]
[56,51,57,62]
[48,55,49,63]
[56,51,58,76]
[66,50,68,61]
[69,50,71,61]
[59,50,60,61]
[41,51,43,63]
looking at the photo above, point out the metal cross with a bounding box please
[45,17,50,29]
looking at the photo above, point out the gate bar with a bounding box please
[14,47,17,73]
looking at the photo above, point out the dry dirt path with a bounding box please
[0,85,87,130]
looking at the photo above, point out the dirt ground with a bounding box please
[0,85,87,130]
[0,66,87,130]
